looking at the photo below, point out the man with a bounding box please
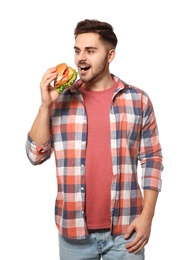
[26,19,163,259]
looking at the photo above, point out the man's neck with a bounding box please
[82,74,114,91]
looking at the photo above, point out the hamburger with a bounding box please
[54,63,78,93]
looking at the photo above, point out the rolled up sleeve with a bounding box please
[139,96,163,191]
[25,134,53,165]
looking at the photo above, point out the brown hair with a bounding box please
[74,19,118,49]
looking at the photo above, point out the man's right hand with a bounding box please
[40,67,60,109]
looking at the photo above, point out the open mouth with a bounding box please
[79,65,90,72]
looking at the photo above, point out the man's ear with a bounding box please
[108,49,116,62]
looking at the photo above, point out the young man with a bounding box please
[26,19,163,259]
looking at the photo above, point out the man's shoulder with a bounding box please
[113,75,149,98]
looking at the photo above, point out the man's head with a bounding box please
[74,19,118,50]
[74,19,118,87]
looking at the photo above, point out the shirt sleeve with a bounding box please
[139,94,163,191]
[25,134,53,165]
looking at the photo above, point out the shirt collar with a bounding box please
[68,74,129,94]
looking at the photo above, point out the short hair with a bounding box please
[74,19,118,49]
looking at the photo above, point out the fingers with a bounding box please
[38,67,59,107]
[40,67,57,91]
[124,224,134,239]
[125,232,149,254]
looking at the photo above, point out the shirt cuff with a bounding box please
[27,134,51,154]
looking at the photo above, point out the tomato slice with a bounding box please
[62,68,69,79]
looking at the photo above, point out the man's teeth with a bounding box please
[80,66,89,71]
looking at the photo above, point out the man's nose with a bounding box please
[77,52,86,61]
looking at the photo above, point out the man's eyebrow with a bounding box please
[74,46,98,50]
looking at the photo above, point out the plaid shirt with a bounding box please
[26,75,163,239]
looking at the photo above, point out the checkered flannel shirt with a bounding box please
[26,75,163,239]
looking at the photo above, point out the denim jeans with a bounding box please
[58,231,145,260]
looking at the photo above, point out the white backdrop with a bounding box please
[0,0,180,259]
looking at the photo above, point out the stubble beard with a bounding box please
[80,54,109,84]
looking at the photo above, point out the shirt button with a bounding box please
[81,187,84,191]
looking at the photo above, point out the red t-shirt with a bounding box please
[80,83,117,229]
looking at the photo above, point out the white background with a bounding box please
[0,0,180,259]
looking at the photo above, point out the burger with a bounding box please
[54,63,78,93]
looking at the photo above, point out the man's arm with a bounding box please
[124,189,158,254]
[29,105,52,144]
[28,67,59,144]
[25,67,59,165]
[124,93,163,254]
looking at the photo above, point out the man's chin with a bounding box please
[80,76,90,83]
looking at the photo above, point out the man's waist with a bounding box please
[88,228,110,234]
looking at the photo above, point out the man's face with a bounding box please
[74,33,111,84]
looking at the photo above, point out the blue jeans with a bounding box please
[58,231,145,260]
